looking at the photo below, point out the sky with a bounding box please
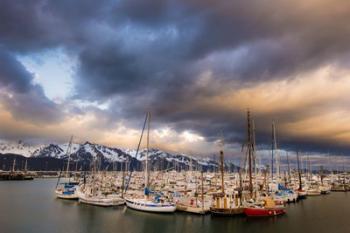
[1,0,350,161]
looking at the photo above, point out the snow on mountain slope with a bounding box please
[0,140,43,157]
[0,140,227,169]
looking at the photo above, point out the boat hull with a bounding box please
[176,204,209,214]
[307,191,321,196]
[55,192,79,200]
[244,207,285,217]
[210,207,244,216]
[79,196,125,207]
[126,199,176,213]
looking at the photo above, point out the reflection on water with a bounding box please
[1,179,350,233]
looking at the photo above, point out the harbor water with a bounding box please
[0,179,349,233]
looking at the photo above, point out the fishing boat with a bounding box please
[176,201,209,214]
[210,151,244,215]
[210,192,244,215]
[176,171,210,214]
[244,197,285,217]
[296,152,307,200]
[125,112,176,213]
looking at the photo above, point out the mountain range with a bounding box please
[0,141,238,171]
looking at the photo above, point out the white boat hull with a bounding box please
[79,196,125,207]
[55,190,79,200]
[126,199,176,213]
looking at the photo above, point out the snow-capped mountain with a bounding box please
[0,141,237,171]
[0,140,43,157]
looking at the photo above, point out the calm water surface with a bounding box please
[1,179,350,233]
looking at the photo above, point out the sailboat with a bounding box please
[176,171,210,214]
[78,161,125,207]
[125,112,176,213]
[55,136,80,200]
[295,152,307,199]
[243,111,286,217]
[78,180,125,207]
[210,141,244,215]
[269,122,298,203]
[244,197,285,217]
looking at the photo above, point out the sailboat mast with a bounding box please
[121,160,126,198]
[238,168,243,205]
[297,151,302,190]
[271,121,279,180]
[145,112,151,189]
[220,150,225,194]
[201,170,204,211]
[252,120,257,176]
[65,135,73,179]
[24,159,28,173]
[274,122,280,180]
[286,152,291,182]
[247,110,253,196]
[12,158,16,173]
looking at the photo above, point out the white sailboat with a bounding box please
[55,136,80,200]
[125,112,176,213]
[78,185,125,207]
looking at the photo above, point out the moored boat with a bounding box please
[79,194,125,207]
[244,198,285,217]
[125,112,176,213]
[126,197,176,213]
[55,182,80,200]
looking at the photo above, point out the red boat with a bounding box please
[244,206,285,217]
[244,198,286,217]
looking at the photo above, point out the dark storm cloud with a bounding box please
[0,49,62,124]
[1,0,350,154]
[0,50,32,92]
[71,0,350,154]
[73,0,350,99]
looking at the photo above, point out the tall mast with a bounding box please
[121,160,126,198]
[12,158,16,173]
[247,110,253,196]
[201,170,204,211]
[65,135,74,179]
[145,112,151,189]
[24,159,28,173]
[286,152,291,182]
[252,119,257,176]
[308,154,311,180]
[220,150,225,194]
[271,121,279,181]
[238,168,243,205]
[271,123,274,181]
[297,151,302,191]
